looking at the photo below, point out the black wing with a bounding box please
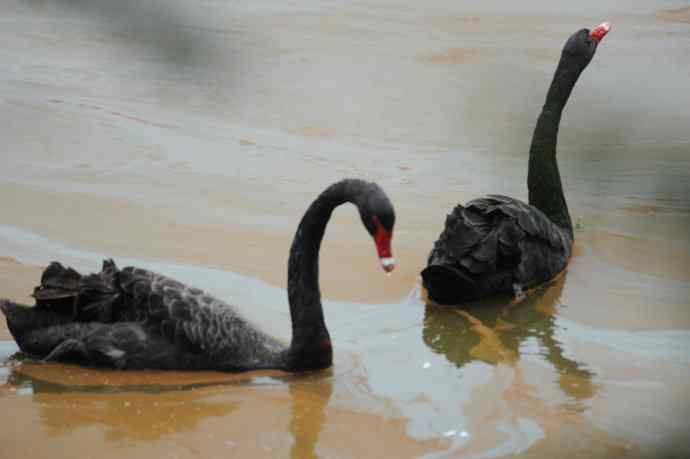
[33,260,284,362]
[423,195,572,302]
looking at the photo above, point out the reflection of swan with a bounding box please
[5,365,239,442]
[423,274,596,400]
[4,360,335,456]
[288,371,334,459]
[1,179,396,372]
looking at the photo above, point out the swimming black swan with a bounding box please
[421,23,611,304]
[0,179,396,371]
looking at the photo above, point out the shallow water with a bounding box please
[1,0,690,458]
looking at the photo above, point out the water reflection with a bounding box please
[288,371,334,459]
[423,274,597,402]
[2,359,334,456]
[4,365,239,441]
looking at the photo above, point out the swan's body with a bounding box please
[423,195,571,304]
[422,23,610,304]
[4,262,287,371]
[1,179,396,372]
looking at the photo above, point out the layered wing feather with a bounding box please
[33,260,284,365]
[424,195,572,301]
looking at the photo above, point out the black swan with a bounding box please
[0,179,396,372]
[421,22,611,304]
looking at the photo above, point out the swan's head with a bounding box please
[563,22,611,67]
[359,184,396,273]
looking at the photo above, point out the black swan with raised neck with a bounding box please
[1,179,396,372]
[421,23,611,304]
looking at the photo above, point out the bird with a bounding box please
[1,178,396,372]
[421,22,611,305]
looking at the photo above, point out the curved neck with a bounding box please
[285,180,366,369]
[528,56,584,237]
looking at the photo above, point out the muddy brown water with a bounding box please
[1,0,690,458]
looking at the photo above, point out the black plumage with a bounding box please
[5,260,285,370]
[422,23,610,304]
[423,196,571,304]
[1,179,396,372]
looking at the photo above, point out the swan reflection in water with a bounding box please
[423,273,597,403]
[2,361,333,457]
[288,373,334,459]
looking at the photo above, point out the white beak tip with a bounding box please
[380,257,396,273]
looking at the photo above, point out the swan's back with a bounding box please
[422,195,572,304]
[3,260,285,370]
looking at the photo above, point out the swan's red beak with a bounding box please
[589,22,611,43]
[373,217,395,273]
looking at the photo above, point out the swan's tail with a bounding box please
[1,299,72,348]
[1,260,86,340]
[2,260,122,356]
[0,299,104,359]
[1,261,88,340]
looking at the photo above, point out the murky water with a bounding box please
[1,0,690,458]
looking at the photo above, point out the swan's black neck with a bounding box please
[528,55,586,237]
[285,179,369,370]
